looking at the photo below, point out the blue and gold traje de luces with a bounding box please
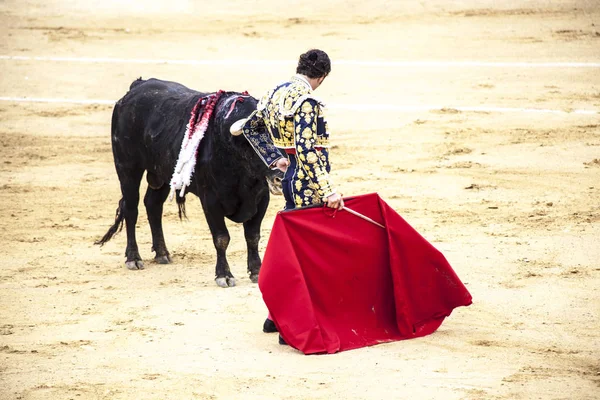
[242,75,335,207]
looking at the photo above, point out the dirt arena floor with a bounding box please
[1,1,599,399]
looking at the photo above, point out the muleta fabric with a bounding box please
[258,193,473,355]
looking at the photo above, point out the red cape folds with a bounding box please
[258,193,472,354]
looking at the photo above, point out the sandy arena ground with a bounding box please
[1,1,599,399]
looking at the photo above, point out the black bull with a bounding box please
[96,78,283,287]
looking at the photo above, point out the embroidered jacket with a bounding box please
[243,75,335,206]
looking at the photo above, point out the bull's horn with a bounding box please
[230,118,247,136]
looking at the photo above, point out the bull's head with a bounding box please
[217,93,284,196]
[265,169,283,196]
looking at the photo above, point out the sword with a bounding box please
[341,206,386,229]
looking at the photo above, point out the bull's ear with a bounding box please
[230,118,247,136]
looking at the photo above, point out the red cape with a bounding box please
[259,193,472,354]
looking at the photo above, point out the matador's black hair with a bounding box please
[296,49,331,79]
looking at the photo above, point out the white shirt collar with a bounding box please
[293,74,312,91]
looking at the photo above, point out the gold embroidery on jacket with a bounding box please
[257,76,335,206]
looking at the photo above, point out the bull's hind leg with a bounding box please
[200,194,235,288]
[244,194,269,283]
[117,166,145,270]
[143,181,172,264]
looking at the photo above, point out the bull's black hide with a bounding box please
[96,78,282,287]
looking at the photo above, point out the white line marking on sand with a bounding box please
[2,55,600,68]
[0,97,115,105]
[0,97,597,115]
[327,104,599,115]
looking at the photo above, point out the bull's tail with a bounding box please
[95,198,125,246]
[176,192,188,220]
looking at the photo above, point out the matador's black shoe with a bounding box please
[263,318,278,333]
[278,335,287,345]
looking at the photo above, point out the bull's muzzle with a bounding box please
[266,175,283,196]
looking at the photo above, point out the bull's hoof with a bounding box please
[155,254,172,264]
[249,273,259,283]
[215,277,236,288]
[125,260,145,270]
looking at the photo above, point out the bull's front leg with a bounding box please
[212,232,235,287]
[200,195,236,288]
[243,193,270,283]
